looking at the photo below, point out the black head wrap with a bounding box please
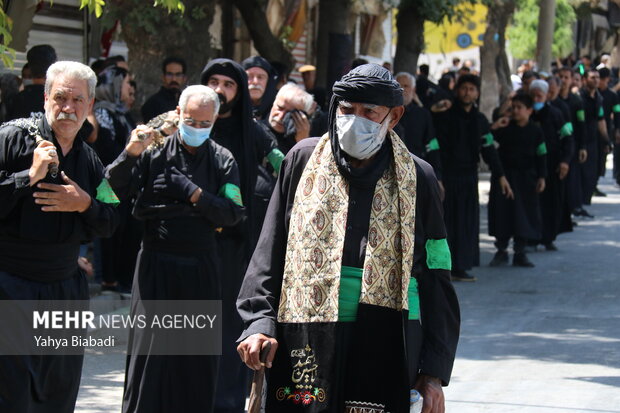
[331,63,403,107]
[328,64,400,182]
[200,59,257,226]
[455,74,481,91]
[241,56,277,120]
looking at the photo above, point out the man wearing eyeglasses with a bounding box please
[106,85,245,413]
[141,57,187,123]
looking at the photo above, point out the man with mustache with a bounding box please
[0,61,120,412]
[242,56,277,120]
[141,57,187,122]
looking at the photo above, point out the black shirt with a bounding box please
[140,87,181,123]
[6,84,44,121]
[0,117,120,281]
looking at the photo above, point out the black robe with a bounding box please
[395,102,442,179]
[578,88,604,205]
[237,137,460,412]
[488,120,546,242]
[560,92,587,211]
[0,116,120,413]
[532,103,574,244]
[433,104,504,272]
[105,132,245,413]
[598,87,618,177]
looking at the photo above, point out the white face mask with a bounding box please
[336,110,391,160]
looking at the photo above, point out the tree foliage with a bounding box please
[507,0,576,60]
[0,0,15,68]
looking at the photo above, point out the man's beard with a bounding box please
[217,92,238,114]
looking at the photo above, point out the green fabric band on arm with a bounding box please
[576,110,585,122]
[536,142,548,156]
[560,122,572,138]
[338,266,420,321]
[95,179,120,206]
[482,132,494,147]
[614,104,620,113]
[408,278,420,321]
[425,137,440,152]
[598,107,604,118]
[425,238,452,270]
[266,148,285,174]
[218,183,243,207]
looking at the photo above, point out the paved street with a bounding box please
[75,171,620,413]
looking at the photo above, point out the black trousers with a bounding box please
[495,237,526,254]
[0,270,88,413]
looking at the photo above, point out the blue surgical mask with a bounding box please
[533,102,545,111]
[336,112,391,159]
[180,122,211,147]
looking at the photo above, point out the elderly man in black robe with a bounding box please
[242,55,277,121]
[201,58,284,413]
[0,61,120,413]
[237,64,460,413]
[106,85,245,413]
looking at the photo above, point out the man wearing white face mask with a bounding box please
[106,85,246,413]
[237,64,460,413]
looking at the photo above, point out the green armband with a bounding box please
[598,107,604,118]
[266,148,285,174]
[482,132,494,147]
[218,183,243,207]
[425,137,440,152]
[576,110,585,122]
[560,122,572,138]
[613,104,620,113]
[536,142,548,156]
[95,179,120,206]
[426,238,452,270]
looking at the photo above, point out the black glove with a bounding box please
[152,166,199,202]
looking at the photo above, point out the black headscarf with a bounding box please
[200,59,257,222]
[241,56,277,120]
[327,64,403,182]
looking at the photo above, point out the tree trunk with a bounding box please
[536,0,556,73]
[393,2,425,75]
[232,0,295,70]
[480,0,515,119]
[316,0,352,89]
[108,0,216,117]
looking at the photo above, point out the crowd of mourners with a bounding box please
[0,43,616,413]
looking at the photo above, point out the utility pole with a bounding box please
[536,0,556,73]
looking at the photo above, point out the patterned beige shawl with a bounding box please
[278,131,417,323]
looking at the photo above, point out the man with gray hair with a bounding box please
[0,61,120,412]
[106,84,245,413]
[530,79,575,252]
[266,82,328,154]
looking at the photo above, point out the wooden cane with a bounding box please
[247,341,272,413]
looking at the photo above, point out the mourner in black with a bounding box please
[6,44,56,121]
[237,63,459,413]
[201,58,281,413]
[531,79,575,251]
[141,57,187,122]
[92,65,140,294]
[242,55,277,121]
[488,93,547,268]
[265,83,328,154]
[0,61,119,413]
[596,68,618,195]
[106,85,245,413]
[395,71,443,182]
[579,69,609,206]
[433,74,512,282]
[558,67,590,217]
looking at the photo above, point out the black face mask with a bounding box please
[217,92,239,115]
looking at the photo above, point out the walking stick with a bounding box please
[247,341,272,413]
